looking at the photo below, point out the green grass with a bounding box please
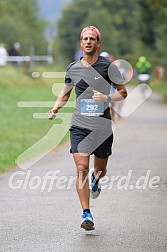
[0,65,74,173]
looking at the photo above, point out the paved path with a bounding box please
[0,89,167,252]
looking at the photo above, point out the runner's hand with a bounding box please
[92,90,107,102]
[48,109,57,120]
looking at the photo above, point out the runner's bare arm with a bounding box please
[110,84,127,101]
[48,85,73,119]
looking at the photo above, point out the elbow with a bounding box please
[122,90,128,99]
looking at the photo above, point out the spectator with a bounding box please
[154,66,165,80]
[8,42,21,56]
[99,51,116,62]
[0,43,8,67]
[135,56,151,75]
[135,56,152,84]
[99,51,111,60]
[8,42,21,65]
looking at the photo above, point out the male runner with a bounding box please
[48,26,127,231]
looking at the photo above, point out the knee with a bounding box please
[76,164,89,177]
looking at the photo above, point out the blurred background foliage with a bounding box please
[56,0,167,67]
[0,0,47,54]
[0,0,167,68]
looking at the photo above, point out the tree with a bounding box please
[56,0,140,62]
[138,0,167,66]
[56,0,89,61]
[40,0,167,68]
[0,0,47,54]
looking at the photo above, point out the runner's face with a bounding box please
[80,30,100,55]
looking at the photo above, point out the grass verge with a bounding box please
[0,65,74,173]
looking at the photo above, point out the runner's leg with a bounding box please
[94,156,109,178]
[72,153,90,210]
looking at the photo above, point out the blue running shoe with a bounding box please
[89,168,101,199]
[81,212,95,231]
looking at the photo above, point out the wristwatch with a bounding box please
[106,95,112,103]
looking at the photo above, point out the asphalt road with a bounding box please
[0,89,167,252]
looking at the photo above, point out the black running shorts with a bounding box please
[69,125,113,158]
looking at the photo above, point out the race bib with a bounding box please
[80,99,104,116]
